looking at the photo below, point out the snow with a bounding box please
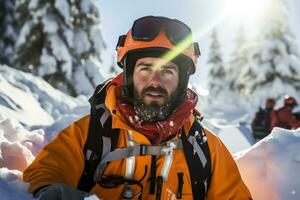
[15,21,33,48]
[91,26,106,53]
[12,0,106,97]
[39,48,57,76]
[236,127,300,200]
[80,0,95,14]
[74,29,91,55]
[1,65,300,199]
[0,65,88,128]
[42,14,59,34]
[49,34,72,78]
[73,59,106,96]
[54,0,71,26]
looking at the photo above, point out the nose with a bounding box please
[148,70,162,88]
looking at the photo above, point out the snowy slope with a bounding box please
[0,65,89,129]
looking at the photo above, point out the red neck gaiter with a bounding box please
[117,88,198,145]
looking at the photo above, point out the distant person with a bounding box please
[251,98,275,140]
[23,16,252,200]
[271,95,300,130]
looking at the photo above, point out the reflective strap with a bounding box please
[85,149,93,160]
[204,178,208,193]
[187,136,207,167]
[125,131,135,179]
[85,136,111,161]
[160,141,176,181]
[93,139,182,181]
[95,103,110,127]
[102,136,111,159]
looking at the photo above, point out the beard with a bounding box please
[133,86,178,122]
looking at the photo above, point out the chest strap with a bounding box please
[93,139,183,183]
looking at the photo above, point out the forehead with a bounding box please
[135,57,178,69]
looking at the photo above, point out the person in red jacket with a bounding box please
[271,95,300,130]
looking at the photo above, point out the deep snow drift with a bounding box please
[236,128,300,200]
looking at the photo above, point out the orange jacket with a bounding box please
[271,107,300,130]
[23,85,252,199]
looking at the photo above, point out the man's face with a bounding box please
[133,57,179,106]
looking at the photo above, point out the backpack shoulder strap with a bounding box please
[77,79,119,192]
[181,111,211,200]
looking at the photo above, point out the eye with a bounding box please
[162,66,177,75]
[140,66,151,72]
[162,68,174,74]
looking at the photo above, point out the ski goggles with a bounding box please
[132,16,195,47]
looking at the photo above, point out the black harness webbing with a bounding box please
[181,118,211,200]
[77,80,211,200]
[77,80,119,192]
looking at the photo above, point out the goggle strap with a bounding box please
[116,35,127,50]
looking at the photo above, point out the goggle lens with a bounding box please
[132,16,192,46]
[165,19,192,45]
[132,16,161,41]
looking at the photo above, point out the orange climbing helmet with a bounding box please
[115,16,200,99]
[116,16,200,74]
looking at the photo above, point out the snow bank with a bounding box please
[0,114,42,199]
[0,113,45,172]
[236,127,300,200]
[0,65,89,128]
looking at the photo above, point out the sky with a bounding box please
[97,0,300,89]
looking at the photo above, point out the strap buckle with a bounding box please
[161,141,176,156]
[139,144,147,156]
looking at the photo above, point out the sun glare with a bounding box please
[225,0,271,22]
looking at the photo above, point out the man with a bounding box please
[251,98,275,140]
[271,95,300,130]
[23,16,252,199]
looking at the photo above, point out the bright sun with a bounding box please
[225,0,271,22]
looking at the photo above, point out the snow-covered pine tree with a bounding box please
[227,26,249,92]
[207,29,226,98]
[237,0,300,103]
[200,29,249,121]
[14,0,106,96]
[0,0,19,66]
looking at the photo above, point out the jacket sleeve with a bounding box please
[205,129,252,200]
[22,115,90,193]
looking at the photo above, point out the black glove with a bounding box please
[35,183,93,200]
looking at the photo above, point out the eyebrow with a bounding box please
[136,62,178,71]
[136,62,153,67]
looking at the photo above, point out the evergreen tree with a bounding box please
[14,0,105,96]
[227,26,249,92]
[0,0,19,66]
[237,0,300,102]
[207,30,226,97]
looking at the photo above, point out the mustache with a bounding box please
[141,86,168,96]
